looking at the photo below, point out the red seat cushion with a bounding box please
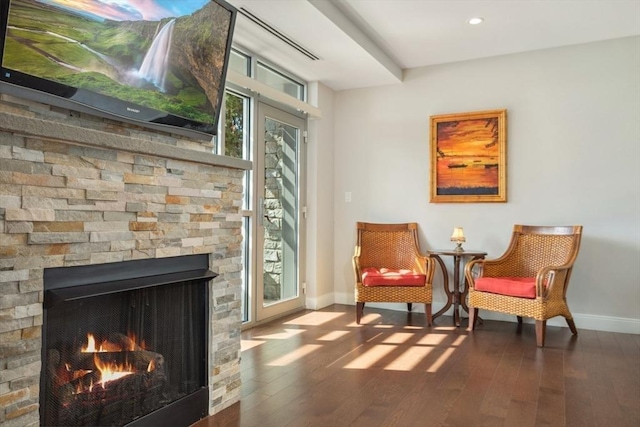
[361,267,426,287]
[474,277,537,298]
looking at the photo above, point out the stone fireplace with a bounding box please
[0,95,251,426]
[42,255,214,426]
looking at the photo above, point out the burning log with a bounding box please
[46,332,169,426]
[65,349,165,374]
[58,368,167,426]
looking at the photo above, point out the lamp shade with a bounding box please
[451,227,465,242]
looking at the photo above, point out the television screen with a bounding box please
[0,0,236,140]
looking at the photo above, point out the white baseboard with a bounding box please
[333,291,640,335]
[305,292,336,310]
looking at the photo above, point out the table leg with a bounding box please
[452,255,462,326]
[431,255,452,321]
[433,252,485,326]
[460,255,485,325]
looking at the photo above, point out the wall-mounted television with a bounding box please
[0,0,236,141]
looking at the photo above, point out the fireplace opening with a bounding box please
[41,255,216,427]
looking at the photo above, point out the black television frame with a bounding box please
[0,0,237,142]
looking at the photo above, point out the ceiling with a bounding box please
[225,0,640,92]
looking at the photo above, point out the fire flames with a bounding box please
[82,332,142,353]
[92,354,134,387]
[68,333,155,392]
[51,331,166,426]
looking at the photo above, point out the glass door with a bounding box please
[255,103,305,321]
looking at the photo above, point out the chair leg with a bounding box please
[425,303,432,326]
[566,317,578,335]
[535,320,547,347]
[356,302,364,324]
[468,307,478,331]
[517,316,523,333]
[407,303,413,312]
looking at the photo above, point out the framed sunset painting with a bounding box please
[429,109,507,203]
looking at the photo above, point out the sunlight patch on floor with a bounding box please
[337,330,467,372]
[365,332,385,343]
[283,311,345,326]
[381,332,414,344]
[317,330,350,341]
[343,344,396,369]
[347,313,382,327]
[403,325,424,330]
[416,333,448,346]
[326,344,364,368]
[451,335,466,346]
[384,346,434,371]
[254,328,306,340]
[241,339,265,351]
[267,344,322,366]
[432,325,458,331]
[427,347,456,373]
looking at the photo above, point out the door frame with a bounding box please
[252,101,307,323]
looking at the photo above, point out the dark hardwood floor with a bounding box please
[193,304,640,427]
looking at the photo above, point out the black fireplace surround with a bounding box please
[41,255,216,427]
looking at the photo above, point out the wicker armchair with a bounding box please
[465,225,583,347]
[353,222,435,325]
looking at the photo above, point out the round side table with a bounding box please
[429,249,487,327]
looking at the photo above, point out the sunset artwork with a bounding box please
[430,110,506,203]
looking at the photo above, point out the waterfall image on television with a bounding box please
[0,0,235,138]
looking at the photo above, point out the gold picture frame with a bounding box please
[430,109,507,203]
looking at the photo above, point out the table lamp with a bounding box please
[451,227,466,252]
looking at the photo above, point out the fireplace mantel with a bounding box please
[0,107,252,171]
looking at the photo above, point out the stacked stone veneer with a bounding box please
[262,130,284,301]
[0,98,250,426]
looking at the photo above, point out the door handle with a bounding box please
[258,197,273,226]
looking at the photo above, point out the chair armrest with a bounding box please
[421,254,436,284]
[352,245,362,283]
[536,264,573,298]
[465,258,485,290]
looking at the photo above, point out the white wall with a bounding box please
[305,82,336,309]
[331,36,640,334]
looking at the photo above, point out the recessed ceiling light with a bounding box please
[468,17,484,25]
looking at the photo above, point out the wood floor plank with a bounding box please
[534,347,567,427]
[614,332,640,426]
[375,370,452,427]
[580,329,627,426]
[563,334,595,427]
[441,325,511,426]
[192,305,640,427]
[503,344,543,427]
[479,339,525,419]
[335,371,418,427]
[564,376,595,427]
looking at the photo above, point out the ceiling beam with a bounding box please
[307,0,403,83]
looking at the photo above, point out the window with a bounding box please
[228,49,250,76]
[223,91,249,159]
[217,48,307,325]
[256,61,305,101]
